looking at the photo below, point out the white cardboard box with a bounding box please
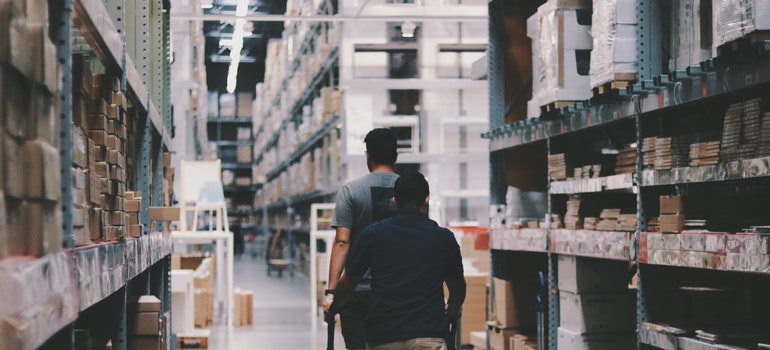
[557,327,635,350]
[557,255,629,293]
[559,291,635,333]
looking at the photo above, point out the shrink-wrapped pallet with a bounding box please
[590,0,638,88]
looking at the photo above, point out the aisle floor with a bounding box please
[206,256,344,350]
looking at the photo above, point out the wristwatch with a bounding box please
[324,289,335,296]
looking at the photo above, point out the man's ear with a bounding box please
[424,195,430,206]
[392,197,397,207]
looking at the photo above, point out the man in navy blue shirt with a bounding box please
[327,171,467,350]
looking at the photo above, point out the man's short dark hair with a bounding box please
[394,171,429,208]
[364,128,398,166]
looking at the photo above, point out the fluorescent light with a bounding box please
[201,3,213,9]
[401,21,416,38]
[226,0,250,93]
[219,38,234,47]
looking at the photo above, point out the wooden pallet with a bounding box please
[539,100,576,114]
[591,79,632,97]
[717,31,770,57]
[177,334,209,349]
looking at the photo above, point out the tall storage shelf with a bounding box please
[0,0,173,349]
[487,0,770,349]
[252,0,342,231]
[207,92,260,225]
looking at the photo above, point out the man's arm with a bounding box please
[445,277,466,320]
[327,269,362,316]
[327,226,352,290]
[322,226,351,315]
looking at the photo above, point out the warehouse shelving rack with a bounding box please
[0,0,173,349]
[486,1,770,349]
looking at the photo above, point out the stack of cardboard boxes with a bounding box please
[460,274,489,347]
[233,289,254,327]
[659,195,685,233]
[127,295,165,350]
[489,278,537,350]
[172,254,216,329]
[1,0,63,258]
[557,255,635,349]
[72,54,141,244]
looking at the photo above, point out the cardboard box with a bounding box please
[660,195,683,215]
[557,327,634,350]
[73,126,88,168]
[23,200,61,257]
[559,291,635,333]
[29,85,58,144]
[457,274,489,344]
[89,208,102,241]
[23,140,61,200]
[237,146,252,164]
[194,289,209,328]
[237,92,252,118]
[558,255,629,294]
[129,295,162,312]
[125,199,140,212]
[659,214,684,233]
[128,224,142,238]
[149,207,179,221]
[128,335,161,350]
[125,191,142,200]
[129,312,160,335]
[109,165,124,181]
[493,278,537,330]
[489,325,520,350]
[4,136,23,198]
[3,67,31,140]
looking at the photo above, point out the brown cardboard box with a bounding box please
[456,274,489,345]
[149,207,179,221]
[237,92,252,118]
[88,130,108,146]
[128,224,142,238]
[71,168,87,190]
[29,85,58,144]
[235,177,251,186]
[659,195,683,215]
[73,126,88,168]
[4,136,23,198]
[86,113,110,131]
[125,191,141,200]
[109,165,124,182]
[129,311,160,335]
[127,212,139,225]
[128,336,161,350]
[23,140,61,200]
[659,214,684,233]
[3,67,31,140]
[89,208,102,241]
[128,295,161,312]
[489,325,520,350]
[194,289,208,328]
[125,199,140,212]
[92,162,110,178]
[88,172,101,204]
[493,278,537,330]
[23,200,61,256]
[237,146,251,164]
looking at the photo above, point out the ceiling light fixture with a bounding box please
[226,0,249,93]
[219,38,234,47]
[401,21,416,38]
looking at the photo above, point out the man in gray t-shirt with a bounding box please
[325,128,399,350]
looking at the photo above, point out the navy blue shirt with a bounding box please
[344,208,464,346]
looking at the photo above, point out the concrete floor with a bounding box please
[206,255,345,350]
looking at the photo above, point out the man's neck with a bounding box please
[369,164,395,173]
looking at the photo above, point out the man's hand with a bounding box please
[322,293,334,314]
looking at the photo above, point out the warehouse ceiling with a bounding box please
[204,0,287,93]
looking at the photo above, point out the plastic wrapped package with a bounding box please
[527,11,542,119]
[670,0,712,71]
[713,0,770,51]
[531,0,593,109]
[590,0,638,88]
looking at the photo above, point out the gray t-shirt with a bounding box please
[332,172,399,290]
